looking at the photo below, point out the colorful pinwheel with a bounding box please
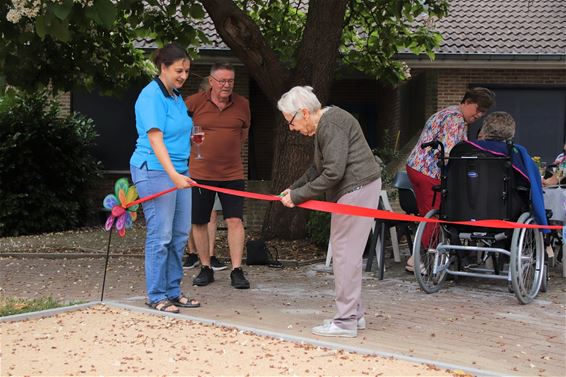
[102,178,139,237]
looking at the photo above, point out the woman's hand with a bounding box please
[279,189,295,208]
[542,174,559,187]
[279,188,290,197]
[172,173,195,189]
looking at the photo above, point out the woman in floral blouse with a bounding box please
[405,87,495,272]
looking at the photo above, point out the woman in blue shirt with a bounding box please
[130,44,199,313]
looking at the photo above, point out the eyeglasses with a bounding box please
[288,112,298,127]
[210,75,235,86]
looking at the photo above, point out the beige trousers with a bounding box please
[330,178,381,330]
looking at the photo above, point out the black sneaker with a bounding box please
[193,266,214,286]
[183,254,200,269]
[210,256,228,271]
[230,267,250,289]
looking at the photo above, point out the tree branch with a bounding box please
[200,0,291,103]
[294,0,349,103]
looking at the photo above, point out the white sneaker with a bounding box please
[312,322,357,338]
[323,317,366,330]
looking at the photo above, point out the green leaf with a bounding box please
[50,0,74,21]
[35,16,47,39]
[50,18,71,42]
[181,3,191,17]
[86,0,117,29]
[188,3,205,19]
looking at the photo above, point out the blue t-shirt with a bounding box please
[130,78,193,172]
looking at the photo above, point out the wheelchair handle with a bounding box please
[420,140,445,159]
[420,140,439,149]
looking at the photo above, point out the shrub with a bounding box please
[374,128,400,166]
[306,210,331,247]
[0,90,101,236]
[372,128,400,187]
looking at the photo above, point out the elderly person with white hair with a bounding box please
[477,111,516,141]
[277,86,382,338]
[466,111,548,229]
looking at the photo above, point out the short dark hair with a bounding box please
[461,87,495,112]
[153,44,188,71]
[210,62,234,75]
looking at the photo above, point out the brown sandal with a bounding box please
[171,294,200,308]
[146,299,180,313]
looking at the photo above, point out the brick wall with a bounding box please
[54,92,71,117]
[435,69,566,110]
[244,180,273,231]
[424,70,438,119]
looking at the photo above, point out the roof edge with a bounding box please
[400,53,566,69]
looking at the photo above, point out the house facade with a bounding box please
[69,0,565,229]
[397,0,566,162]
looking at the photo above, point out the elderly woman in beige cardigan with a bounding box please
[277,86,382,338]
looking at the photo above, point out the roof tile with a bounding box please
[434,0,566,55]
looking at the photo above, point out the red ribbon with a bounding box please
[126,187,177,208]
[125,183,563,231]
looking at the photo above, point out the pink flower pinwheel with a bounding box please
[102,178,139,237]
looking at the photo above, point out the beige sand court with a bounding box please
[1,304,463,376]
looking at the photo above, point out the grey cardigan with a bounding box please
[290,106,382,204]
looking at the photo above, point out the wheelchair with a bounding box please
[412,140,545,304]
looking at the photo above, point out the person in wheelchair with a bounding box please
[464,111,548,230]
[412,112,548,304]
[443,112,548,269]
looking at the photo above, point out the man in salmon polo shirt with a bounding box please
[185,62,251,289]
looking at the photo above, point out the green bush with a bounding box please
[306,210,331,247]
[374,128,400,166]
[0,90,101,236]
[373,128,400,187]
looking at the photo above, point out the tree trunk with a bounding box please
[262,0,349,239]
[261,119,314,239]
[201,0,348,239]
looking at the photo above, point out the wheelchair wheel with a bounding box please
[413,209,448,293]
[510,213,545,304]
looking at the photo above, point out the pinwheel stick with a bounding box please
[100,217,115,302]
